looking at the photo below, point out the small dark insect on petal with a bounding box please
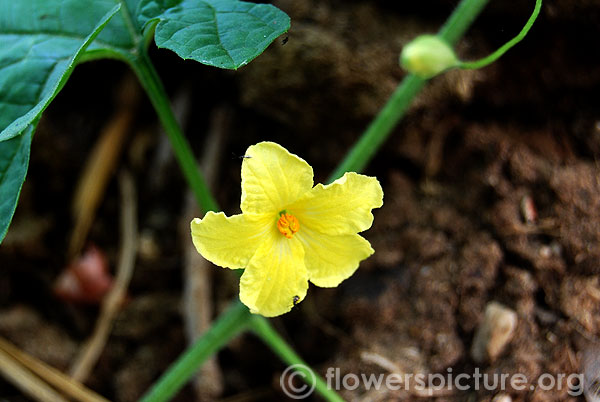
[282,36,289,45]
[293,295,300,305]
[231,152,252,160]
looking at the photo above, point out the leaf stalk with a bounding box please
[129,52,219,214]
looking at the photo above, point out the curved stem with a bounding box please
[327,75,425,182]
[459,0,542,70]
[249,316,344,402]
[129,52,219,213]
[140,301,251,402]
[328,0,491,181]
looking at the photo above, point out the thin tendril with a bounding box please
[459,0,541,70]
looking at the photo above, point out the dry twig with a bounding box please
[181,104,232,400]
[69,171,138,381]
[0,346,68,402]
[0,337,108,402]
[68,75,139,259]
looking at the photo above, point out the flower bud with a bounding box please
[400,35,459,79]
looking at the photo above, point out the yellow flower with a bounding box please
[190,142,383,317]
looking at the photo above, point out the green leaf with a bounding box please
[84,0,144,60]
[137,0,290,69]
[0,2,121,244]
[0,0,289,243]
[0,124,33,243]
[0,2,121,142]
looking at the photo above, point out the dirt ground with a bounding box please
[1,0,599,401]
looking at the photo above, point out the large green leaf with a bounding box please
[137,0,290,69]
[0,0,289,244]
[0,124,33,242]
[0,3,121,142]
[0,3,120,244]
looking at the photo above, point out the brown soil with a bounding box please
[1,0,599,401]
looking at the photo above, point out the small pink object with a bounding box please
[54,245,113,304]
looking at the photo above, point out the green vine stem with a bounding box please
[328,0,491,182]
[249,316,345,402]
[437,0,489,44]
[140,301,251,402]
[327,75,425,182]
[459,0,541,70]
[129,52,219,214]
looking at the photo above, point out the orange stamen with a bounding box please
[277,212,300,238]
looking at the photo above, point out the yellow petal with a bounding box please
[290,172,383,236]
[241,142,313,216]
[239,229,308,317]
[190,212,270,269]
[297,228,374,287]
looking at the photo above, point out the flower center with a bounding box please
[277,211,299,238]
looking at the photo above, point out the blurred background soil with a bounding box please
[1,0,599,401]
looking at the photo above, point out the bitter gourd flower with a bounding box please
[190,142,383,317]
